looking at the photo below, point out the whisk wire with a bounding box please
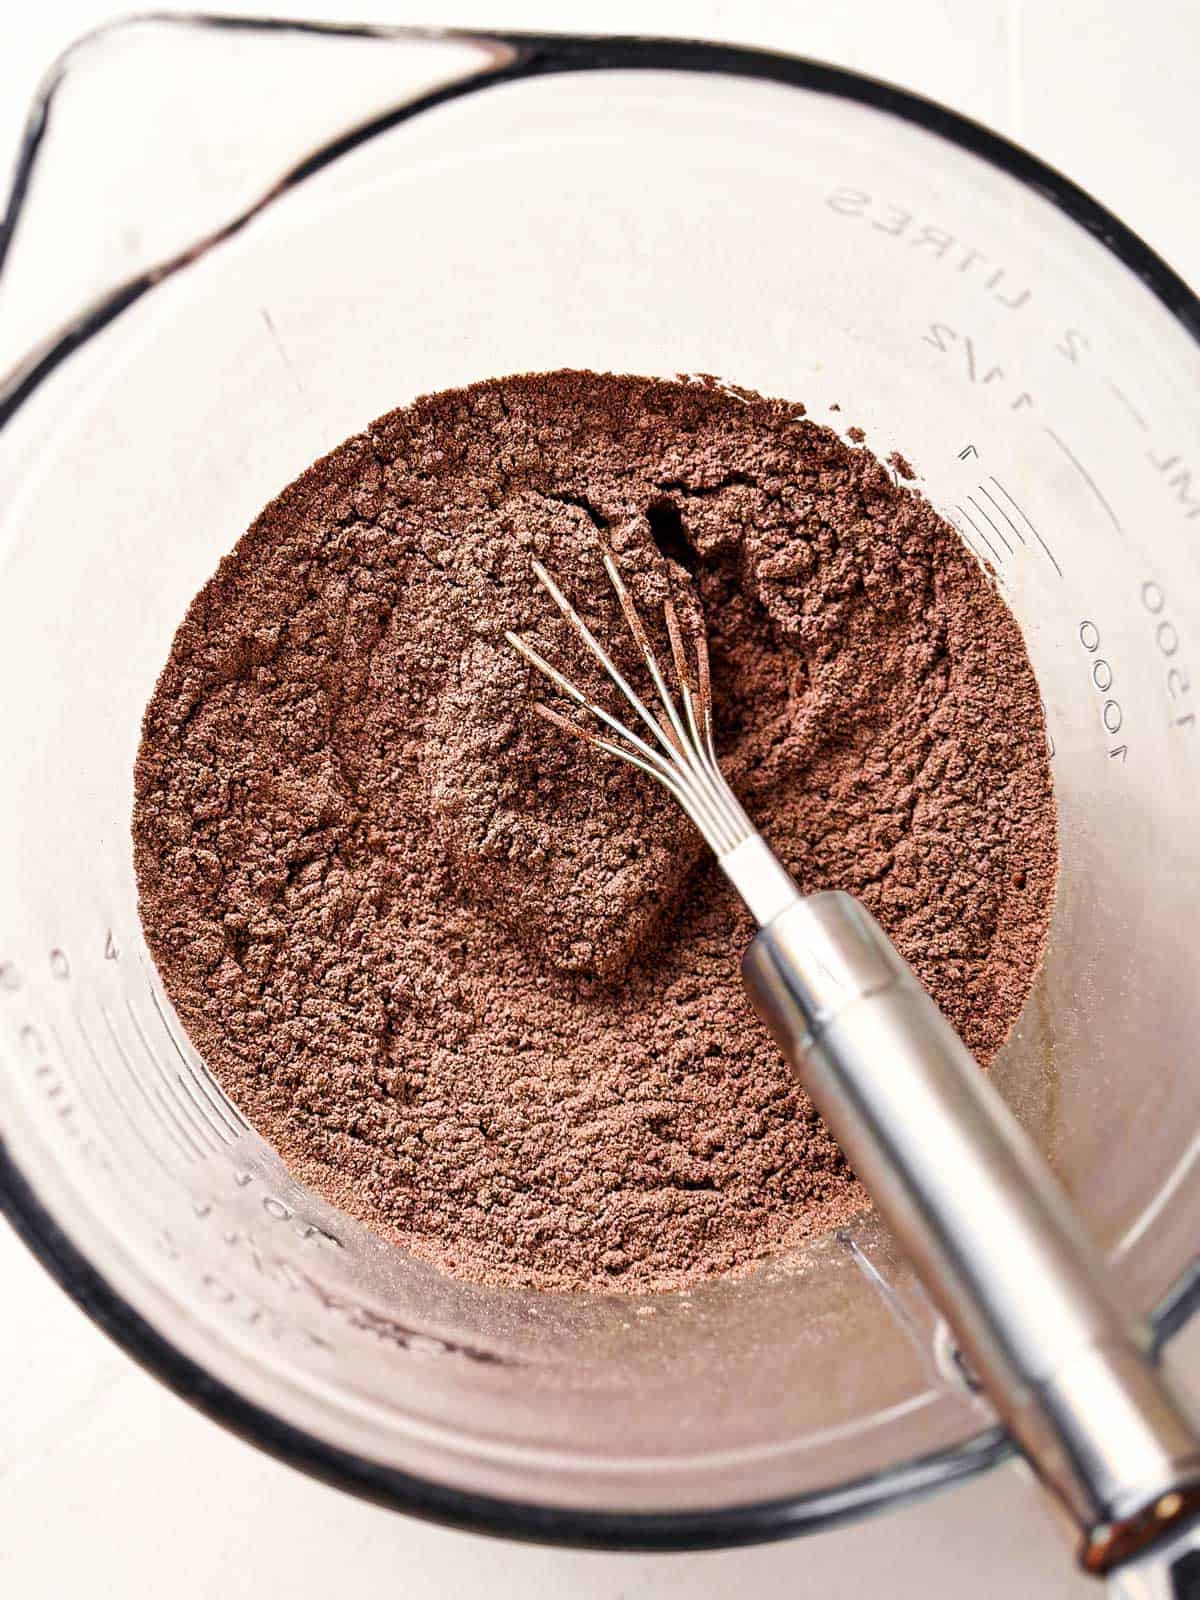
[598,553,747,843]
[530,560,675,763]
[507,633,682,785]
[507,552,757,858]
[601,553,689,757]
[527,687,733,854]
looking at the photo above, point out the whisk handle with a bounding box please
[741,890,1200,1575]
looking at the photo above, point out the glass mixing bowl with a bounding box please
[2,18,1199,1548]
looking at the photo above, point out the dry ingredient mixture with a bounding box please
[133,371,1058,1293]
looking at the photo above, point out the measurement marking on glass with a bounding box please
[966,493,1013,554]
[1147,447,1200,523]
[123,996,223,1155]
[1078,620,1128,762]
[48,1019,112,1156]
[1112,1128,1200,1258]
[21,1024,78,1127]
[946,510,988,567]
[147,979,249,1137]
[73,1012,177,1178]
[987,477,1063,579]
[190,1067,246,1141]
[259,305,306,400]
[126,993,226,1150]
[1105,377,1148,432]
[1140,581,1196,731]
[174,1070,233,1151]
[837,1231,949,1393]
[99,1002,201,1164]
[957,503,1004,564]
[1043,426,1124,537]
[160,1084,210,1160]
[977,484,1026,546]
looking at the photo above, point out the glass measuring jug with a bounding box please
[1,20,1198,1545]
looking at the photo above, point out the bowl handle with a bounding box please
[0,15,514,426]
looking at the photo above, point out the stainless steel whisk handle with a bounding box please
[509,549,1200,1579]
[742,891,1200,1577]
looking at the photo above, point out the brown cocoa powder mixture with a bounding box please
[133,371,1057,1293]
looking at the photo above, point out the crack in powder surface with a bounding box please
[133,372,1058,1293]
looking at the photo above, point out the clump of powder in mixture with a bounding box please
[133,371,1057,1293]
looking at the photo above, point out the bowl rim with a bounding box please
[2,14,1198,1551]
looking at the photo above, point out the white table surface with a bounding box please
[2,3,1198,1595]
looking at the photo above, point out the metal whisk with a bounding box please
[505,553,799,927]
[506,546,1200,1585]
